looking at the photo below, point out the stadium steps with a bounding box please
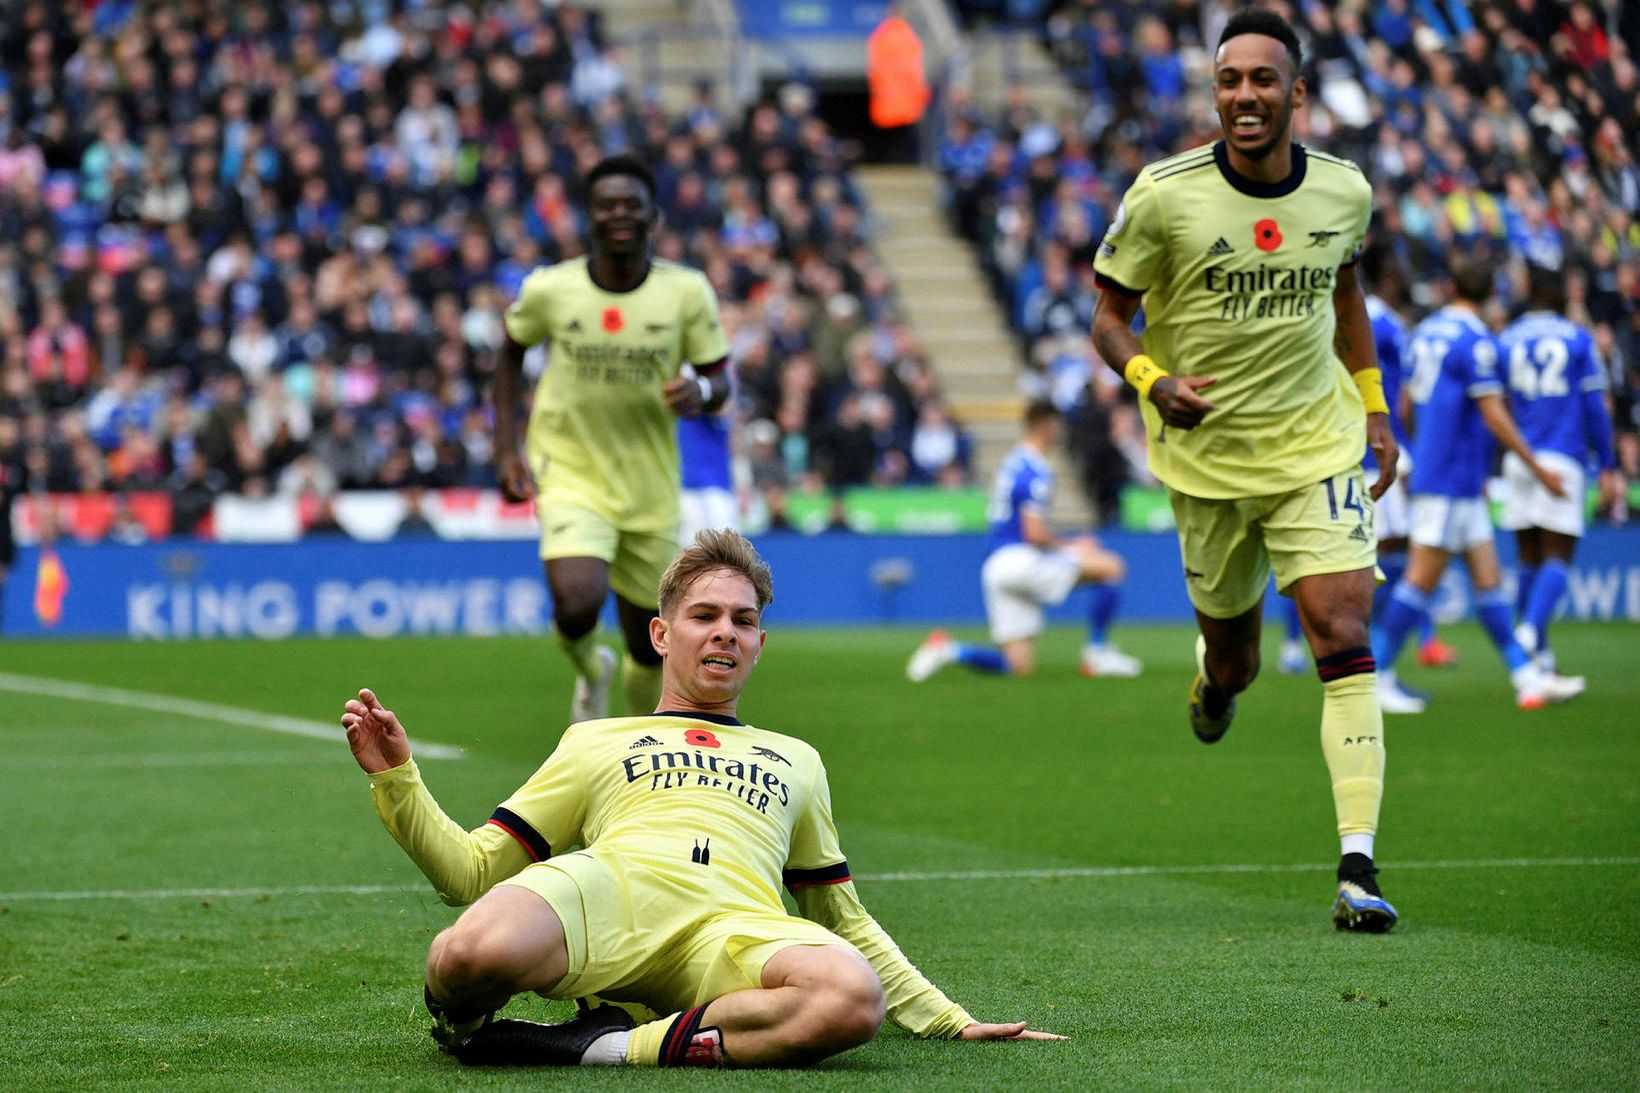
[599,0,743,115]
[950,27,1083,123]
[856,164,1093,529]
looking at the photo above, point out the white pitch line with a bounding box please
[0,671,465,760]
[0,752,340,770]
[2,856,1635,903]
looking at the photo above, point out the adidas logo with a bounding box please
[1348,525,1370,542]
[566,318,583,333]
[628,735,662,749]
[1205,237,1234,257]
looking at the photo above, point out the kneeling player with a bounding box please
[344,530,1062,1068]
[907,401,1140,681]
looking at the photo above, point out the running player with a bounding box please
[343,529,1063,1068]
[493,155,730,725]
[1497,262,1620,674]
[1372,259,1585,712]
[1090,8,1398,930]
[906,400,1141,681]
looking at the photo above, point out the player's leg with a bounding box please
[1521,528,1576,668]
[609,527,680,715]
[1168,488,1268,742]
[1375,494,1466,711]
[908,545,1047,680]
[622,944,884,1067]
[1464,536,1584,708]
[540,501,621,722]
[1267,468,1394,930]
[1290,566,1395,930]
[424,885,573,1044]
[1069,538,1142,677]
[1513,526,1543,635]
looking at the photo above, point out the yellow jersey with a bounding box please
[504,258,729,532]
[367,710,973,1038]
[1093,141,1374,499]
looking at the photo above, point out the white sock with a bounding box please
[1340,833,1375,860]
[580,1029,631,1066]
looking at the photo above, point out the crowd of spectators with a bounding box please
[939,0,1640,523]
[0,0,973,544]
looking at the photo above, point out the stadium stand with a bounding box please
[1,1,1635,546]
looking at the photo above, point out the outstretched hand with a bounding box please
[341,687,411,774]
[959,1021,1067,1041]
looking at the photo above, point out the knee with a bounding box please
[814,965,887,1050]
[552,595,602,637]
[428,926,517,995]
[1307,610,1369,654]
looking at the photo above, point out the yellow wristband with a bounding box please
[1351,367,1390,415]
[1123,354,1169,399]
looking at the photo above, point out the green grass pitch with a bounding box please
[1,622,1637,1088]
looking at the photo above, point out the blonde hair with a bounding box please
[657,529,775,617]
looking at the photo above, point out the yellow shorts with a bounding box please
[1168,467,1377,619]
[535,495,679,609]
[497,849,850,1017]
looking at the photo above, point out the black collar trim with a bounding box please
[1213,141,1306,198]
[656,709,743,726]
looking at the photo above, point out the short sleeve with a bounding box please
[1465,337,1503,397]
[1580,331,1609,392]
[1093,171,1165,297]
[682,272,730,368]
[503,267,553,347]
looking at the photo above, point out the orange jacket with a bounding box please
[866,15,929,128]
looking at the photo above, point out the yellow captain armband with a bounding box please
[1123,354,1169,399]
[1352,367,1390,415]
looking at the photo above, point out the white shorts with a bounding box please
[981,543,1081,644]
[1409,494,1494,553]
[1371,449,1412,542]
[679,488,738,545]
[1498,451,1585,537]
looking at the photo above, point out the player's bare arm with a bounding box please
[960,1022,1066,1041]
[1477,394,1565,497]
[1091,287,1217,428]
[492,333,535,503]
[1333,264,1398,500]
[342,687,411,774]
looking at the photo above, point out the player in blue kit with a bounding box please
[678,396,738,542]
[907,401,1140,681]
[1497,264,1621,676]
[1372,259,1585,712]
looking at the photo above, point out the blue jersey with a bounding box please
[1497,311,1615,470]
[1405,306,1502,499]
[1364,295,1409,471]
[985,443,1054,555]
[678,413,732,491]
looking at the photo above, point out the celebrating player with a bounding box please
[342,529,1063,1068]
[907,399,1140,681]
[1089,8,1398,930]
[492,155,730,726]
[1372,258,1585,712]
[1497,262,1620,676]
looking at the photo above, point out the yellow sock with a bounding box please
[1320,673,1385,837]
[623,656,662,715]
[625,1004,720,1067]
[556,628,601,679]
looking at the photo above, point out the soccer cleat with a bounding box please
[451,1005,636,1067]
[1376,671,1427,714]
[571,645,619,723]
[1276,639,1308,675]
[906,630,957,682]
[1080,644,1143,678]
[1187,636,1235,743]
[1514,664,1585,710]
[1332,869,1398,932]
[1415,636,1460,668]
[427,986,492,1053]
